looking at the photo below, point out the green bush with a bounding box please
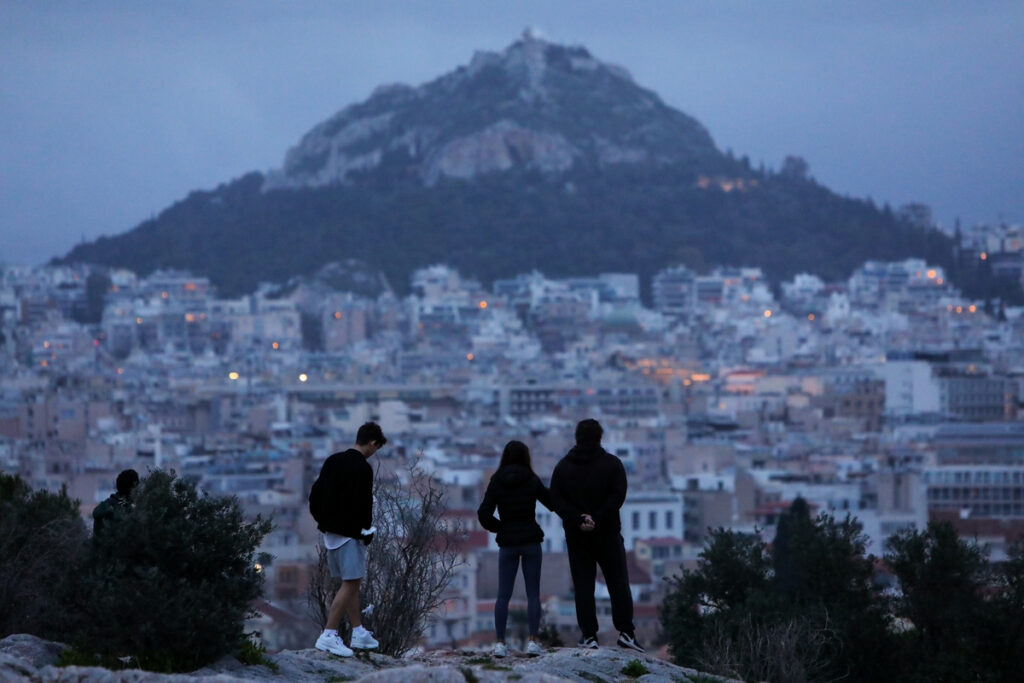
[661,500,892,682]
[0,474,87,639]
[621,659,648,677]
[70,469,272,672]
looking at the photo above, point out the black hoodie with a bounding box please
[549,444,627,537]
[477,464,553,547]
[309,448,373,539]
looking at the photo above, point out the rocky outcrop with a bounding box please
[422,120,577,185]
[0,634,735,683]
[262,30,718,191]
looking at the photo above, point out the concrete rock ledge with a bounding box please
[1,634,737,683]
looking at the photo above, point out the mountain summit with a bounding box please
[62,33,952,297]
[264,30,721,190]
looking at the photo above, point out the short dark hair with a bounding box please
[116,469,139,496]
[356,422,387,447]
[575,419,603,447]
[499,440,533,473]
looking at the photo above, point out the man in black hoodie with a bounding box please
[550,419,644,653]
[309,422,386,657]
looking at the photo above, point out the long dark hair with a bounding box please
[499,440,533,473]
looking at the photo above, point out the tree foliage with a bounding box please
[58,163,999,303]
[664,508,1024,683]
[662,499,889,683]
[71,469,272,672]
[0,474,88,639]
[883,522,1017,682]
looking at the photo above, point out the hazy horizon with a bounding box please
[2,1,1022,266]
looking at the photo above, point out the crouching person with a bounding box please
[309,422,387,656]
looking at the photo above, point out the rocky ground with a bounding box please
[0,634,736,683]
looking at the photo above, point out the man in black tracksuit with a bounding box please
[550,419,645,653]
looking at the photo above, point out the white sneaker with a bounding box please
[493,642,508,658]
[526,640,543,656]
[350,626,379,650]
[315,631,353,657]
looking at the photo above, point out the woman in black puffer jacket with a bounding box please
[477,440,553,657]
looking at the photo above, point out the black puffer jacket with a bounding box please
[477,464,553,547]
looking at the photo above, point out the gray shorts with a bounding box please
[326,539,366,580]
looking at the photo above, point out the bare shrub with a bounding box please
[308,462,464,656]
[695,611,838,683]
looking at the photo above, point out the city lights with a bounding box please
[228,371,240,380]
[298,373,308,382]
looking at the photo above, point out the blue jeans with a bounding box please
[495,542,542,641]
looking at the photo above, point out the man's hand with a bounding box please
[579,514,595,532]
[360,526,376,545]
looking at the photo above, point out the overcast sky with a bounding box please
[2,1,1022,266]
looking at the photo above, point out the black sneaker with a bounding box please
[617,632,645,653]
[578,635,599,649]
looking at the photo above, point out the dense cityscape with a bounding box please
[2,217,1022,652]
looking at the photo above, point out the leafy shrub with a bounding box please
[661,500,892,683]
[70,469,272,672]
[0,474,88,639]
[237,633,278,671]
[621,659,648,677]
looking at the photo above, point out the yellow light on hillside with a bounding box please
[298,373,308,382]
[40,360,48,367]
[926,270,936,279]
[808,314,815,321]
[763,310,772,318]
[135,317,142,324]
[937,278,944,285]
[228,371,240,381]
[956,306,963,314]
[466,353,475,361]
[272,341,280,350]
[333,311,341,319]
[478,300,488,309]
[161,291,169,299]
[968,305,977,313]
[43,341,50,348]
[980,252,988,260]
[185,313,196,323]
[116,368,124,375]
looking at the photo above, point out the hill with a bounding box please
[61,31,953,298]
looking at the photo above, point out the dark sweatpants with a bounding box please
[566,532,635,638]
